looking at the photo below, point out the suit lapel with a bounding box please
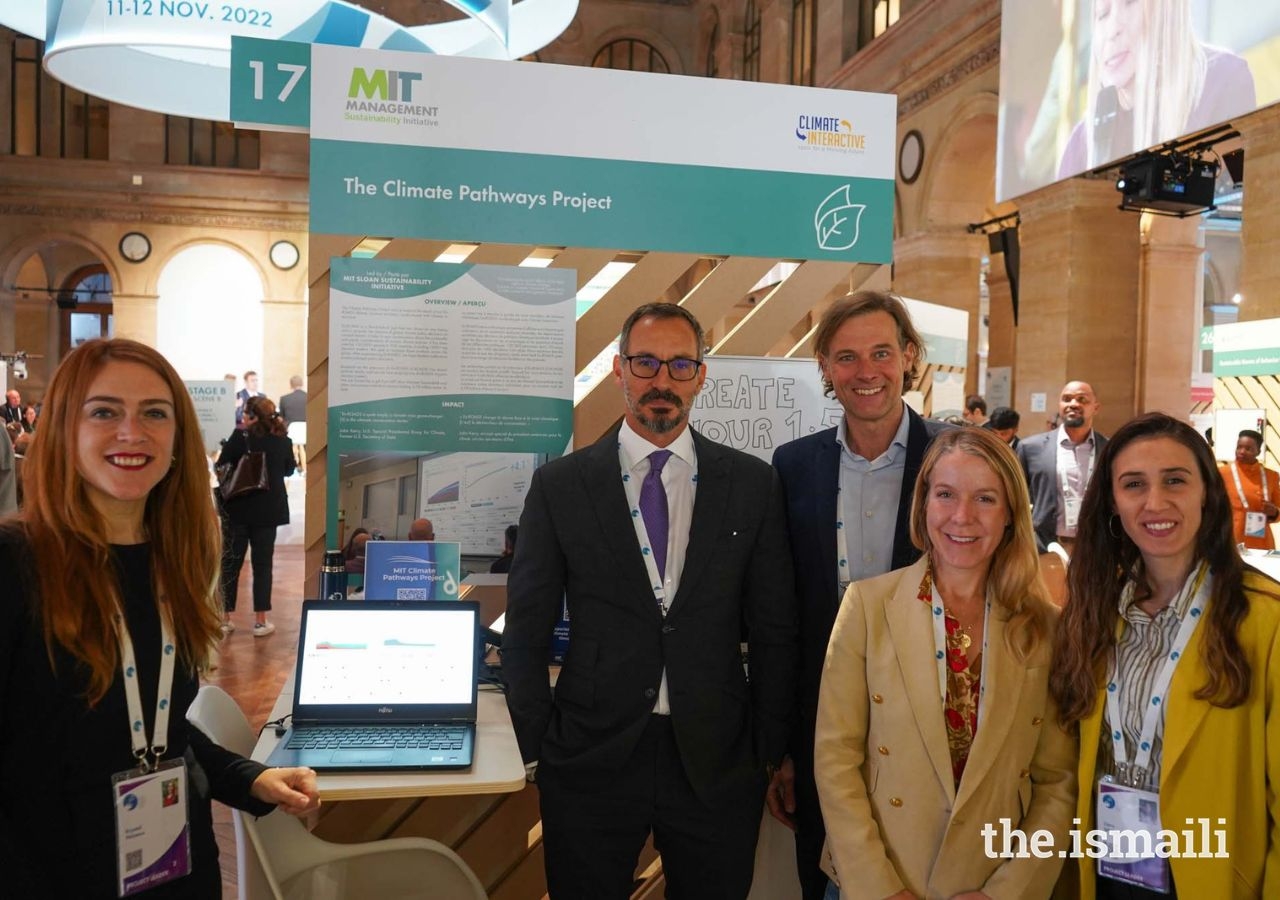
[815,435,841,608]
[669,431,730,614]
[953,606,1024,813]
[580,428,661,616]
[1155,622,1212,784]
[885,559,956,803]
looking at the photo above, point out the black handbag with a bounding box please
[217,440,269,501]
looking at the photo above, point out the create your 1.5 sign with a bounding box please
[232,38,896,263]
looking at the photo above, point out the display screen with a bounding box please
[997,0,1279,201]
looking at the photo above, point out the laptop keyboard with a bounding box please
[287,725,467,750]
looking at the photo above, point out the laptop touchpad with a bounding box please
[331,750,395,764]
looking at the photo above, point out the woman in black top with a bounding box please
[216,395,295,637]
[0,338,317,898]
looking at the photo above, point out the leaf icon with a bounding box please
[814,185,866,251]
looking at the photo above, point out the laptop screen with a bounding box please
[293,601,479,718]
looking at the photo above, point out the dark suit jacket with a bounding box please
[771,406,949,745]
[1016,429,1108,552]
[501,426,798,802]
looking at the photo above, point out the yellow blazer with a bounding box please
[1070,569,1280,898]
[815,556,1078,900]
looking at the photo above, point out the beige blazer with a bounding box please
[815,556,1078,900]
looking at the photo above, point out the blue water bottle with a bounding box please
[319,549,348,601]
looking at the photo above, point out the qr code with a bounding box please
[397,589,427,600]
[126,849,143,872]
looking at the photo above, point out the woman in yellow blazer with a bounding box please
[816,427,1078,900]
[1052,413,1280,899]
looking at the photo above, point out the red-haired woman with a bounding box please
[0,339,318,898]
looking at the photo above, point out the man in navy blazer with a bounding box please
[771,291,948,900]
[503,303,798,899]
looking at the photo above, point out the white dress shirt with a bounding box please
[618,420,698,715]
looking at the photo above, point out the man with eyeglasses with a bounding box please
[770,291,948,899]
[503,302,798,899]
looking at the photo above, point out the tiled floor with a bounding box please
[206,474,307,898]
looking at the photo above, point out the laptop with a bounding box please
[265,600,479,771]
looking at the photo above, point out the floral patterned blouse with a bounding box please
[917,568,981,788]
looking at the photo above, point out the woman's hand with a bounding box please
[949,893,991,900]
[250,766,320,816]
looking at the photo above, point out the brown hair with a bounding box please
[909,427,1051,662]
[17,338,222,704]
[244,395,288,438]
[812,290,925,395]
[1051,413,1263,726]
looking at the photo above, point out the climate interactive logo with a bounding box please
[795,115,866,151]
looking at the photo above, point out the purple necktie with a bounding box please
[639,450,672,579]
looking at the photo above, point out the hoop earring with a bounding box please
[1108,514,1122,539]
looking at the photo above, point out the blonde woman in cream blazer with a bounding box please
[816,428,1077,900]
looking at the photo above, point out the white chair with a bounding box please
[187,685,488,900]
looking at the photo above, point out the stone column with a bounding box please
[1237,104,1280,321]
[1015,178,1141,436]
[1137,215,1201,418]
[261,297,307,398]
[891,229,985,395]
[111,293,159,345]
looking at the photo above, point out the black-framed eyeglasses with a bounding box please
[621,354,704,381]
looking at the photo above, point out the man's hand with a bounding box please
[765,754,797,830]
[250,767,320,816]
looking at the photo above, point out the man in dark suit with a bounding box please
[2,390,22,426]
[235,370,264,428]
[503,302,798,900]
[1016,380,1105,553]
[770,291,948,900]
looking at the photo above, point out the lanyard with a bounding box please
[620,452,695,616]
[116,605,177,773]
[1057,433,1096,507]
[1229,461,1269,511]
[928,580,991,727]
[1104,563,1210,788]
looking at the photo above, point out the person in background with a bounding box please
[962,394,988,426]
[490,524,518,574]
[217,396,294,637]
[985,405,1022,449]
[234,370,264,429]
[770,291,949,900]
[408,517,435,541]
[342,526,370,562]
[1,388,21,426]
[816,427,1076,899]
[19,404,36,434]
[1219,428,1280,550]
[1052,413,1280,898]
[278,375,307,475]
[344,532,371,575]
[0,338,318,898]
[1018,380,1106,553]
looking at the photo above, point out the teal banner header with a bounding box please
[311,140,894,263]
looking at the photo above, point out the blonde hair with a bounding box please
[1084,0,1206,166]
[909,427,1051,662]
